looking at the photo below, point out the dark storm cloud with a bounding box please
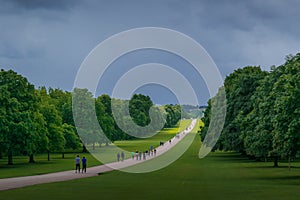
[4,0,79,10]
[170,0,300,71]
[0,0,299,104]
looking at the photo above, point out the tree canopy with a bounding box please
[201,53,300,168]
[0,69,182,164]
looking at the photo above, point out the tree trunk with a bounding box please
[62,152,65,159]
[273,157,279,168]
[82,145,87,153]
[0,144,3,159]
[288,157,291,171]
[8,149,13,165]
[29,154,35,163]
[47,150,50,161]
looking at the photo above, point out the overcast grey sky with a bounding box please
[0,0,299,105]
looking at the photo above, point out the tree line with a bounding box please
[0,69,182,165]
[201,53,300,169]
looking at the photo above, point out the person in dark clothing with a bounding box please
[121,151,125,161]
[82,156,87,173]
[117,152,120,162]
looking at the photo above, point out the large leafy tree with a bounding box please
[48,88,74,125]
[202,53,300,168]
[129,94,153,127]
[95,96,116,144]
[0,69,44,165]
[221,66,267,152]
[38,87,65,161]
[72,88,100,151]
[271,55,300,169]
[61,123,81,157]
[164,104,181,127]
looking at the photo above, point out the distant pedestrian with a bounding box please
[82,156,87,173]
[139,152,142,160]
[136,150,139,160]
[154,149,157,156]
[169,139,171,144]
[131,151,135,159]
[143,152,146,160]
[117,152,120,162]
[121,151,125,161]
[151,149,153,156]
[75,155,80,173]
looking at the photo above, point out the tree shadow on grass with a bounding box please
[243,165,300,169]
[208,152,255,163]
[0,160,56,169]
[254,175,300,186]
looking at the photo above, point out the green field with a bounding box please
[114,119,192,151]
[0,153,101,179]
[1,125,300,200]
[0,120,192,179]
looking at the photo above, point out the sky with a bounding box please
[0,0,299,105]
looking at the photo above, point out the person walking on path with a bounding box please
[131,151,135,159]
[75,155,80,173]
[82,156,87,173]
[143,152,146,160]
[154,149,157,156]
[135,150,139,160]
[117,152,120,162]
[121,151,125,161]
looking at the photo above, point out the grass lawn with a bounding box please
[1,125,300,200]
[0,119,192,178]
[114,119,192,152]
[0,153,101,179]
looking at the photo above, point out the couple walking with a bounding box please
[75,155,87,173]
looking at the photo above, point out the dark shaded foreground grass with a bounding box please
[1,132,300,200]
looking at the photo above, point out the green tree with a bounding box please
[62,123,80,158]
[164,104,181,127]
[72,88,101,151]
[271,55,300,169]
[129,94,153,127]
[0,69,43,165]
[221,66,267,152]
[38,87,65,161]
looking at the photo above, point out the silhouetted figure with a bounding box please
[82,156,87,173]
[117,152,120,162]
[121,151,125,161]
